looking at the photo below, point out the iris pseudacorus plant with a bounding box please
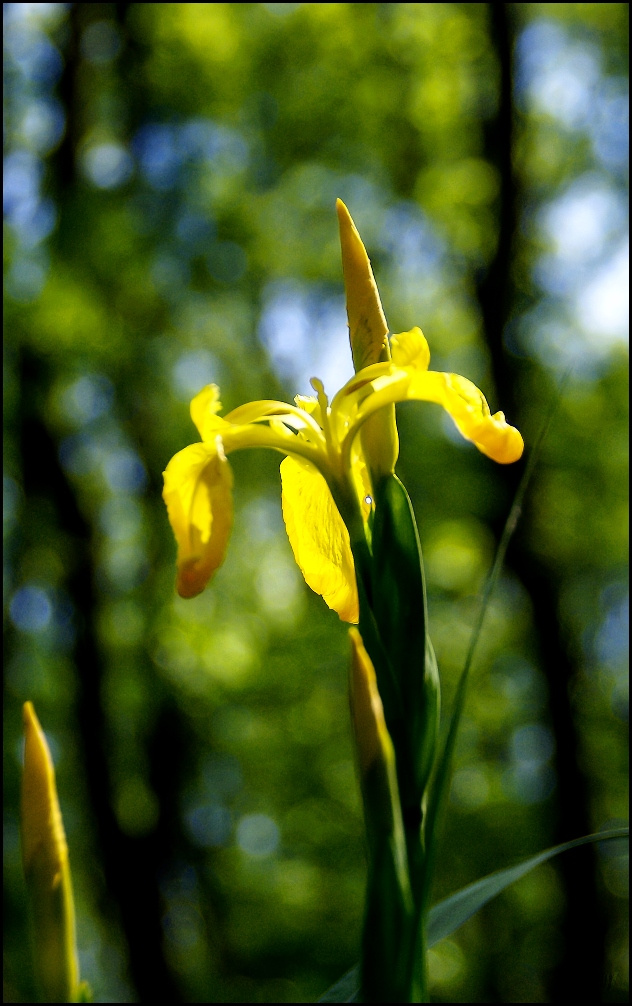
[163,200,523,1003]
[163,200,523,619]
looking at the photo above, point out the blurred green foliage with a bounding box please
[4,3,628,1003]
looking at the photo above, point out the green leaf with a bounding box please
[369,473,439,809]
[427,827,629,947]
[317,966,359,1003]
[420,394,565,911]
[316,828,628,1002]
[348,628,415,1002]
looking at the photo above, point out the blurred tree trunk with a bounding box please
[40,6,186,997]
[18,346,184,1002]
[479,4,607,1001]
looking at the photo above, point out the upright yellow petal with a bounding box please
[337,199,389,371]
[280,455,358,623]
[190,384,227,442]
[163,441,233,598]
[21,702,79,1004]
[390,326,431,371]
[337,199,399,479]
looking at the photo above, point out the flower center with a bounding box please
[310,377,338,464]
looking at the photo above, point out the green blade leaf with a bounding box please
[421,388,566,910]
[369,474,439,807]
[316,829,627,1002]
[317,966,359,1003]
[427,827,629,947]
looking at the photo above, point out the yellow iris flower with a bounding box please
[163,201,523,621]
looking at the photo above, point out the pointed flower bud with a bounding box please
[21,702,80,1004]
[337,198,399,481]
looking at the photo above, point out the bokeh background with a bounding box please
[3,3,628,1002]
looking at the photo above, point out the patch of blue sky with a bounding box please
[132,123,183,191]
[179,118,249,172]
[15,96,65,155]
[380,202,446,278]
[133,118,249,192]
[590,77,629,172]
[3,148,56,251]
[5,251,50,303]
[101,447,148,495]
[503,723,557,804]
[516,19,628,373]
[9,583,75,651]
[236,813,280,857]
[258,279,352,397]
[4,11,64,85]
[595,594,629,668]
[593,592,629,721]
[81,141,134,190]
[532,175,628,369]
[10,583,53,634]
[59,427,147,497]
[380,201,450,331]
[3,148,43,212]
[574,238,628,347]
[539,176,625,270]
[60,374,114,428]
[172,348,223,400]
[515,19,601,130]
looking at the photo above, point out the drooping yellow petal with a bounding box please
[21,702,79,1004]
[280,455,359,623]
[407,370,524,464]
[163,440,233,598]
[344,353,524,467]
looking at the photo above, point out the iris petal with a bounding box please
[390,327,430,371]
[280,456,359,623]
[342,354,524,467]
[190,384,227,442]
[407,370,524,464]
[163,441,234,598]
